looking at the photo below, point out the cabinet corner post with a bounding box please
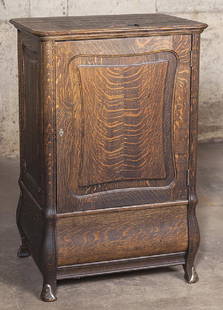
[40,39,57,301]
[184,33,201,283]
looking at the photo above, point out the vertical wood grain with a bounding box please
[40,39,57,292]
[172,34,191,200]
[56,36,190,212]
[184,33,201,279]
[78,57,168,186]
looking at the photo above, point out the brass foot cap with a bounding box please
[17,245,30,258]
[185,266,199,284]
[40,284,57,302]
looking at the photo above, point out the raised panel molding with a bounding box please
[78,58,168,186]
[68,52,176,192]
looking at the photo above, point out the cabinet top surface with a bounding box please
[10,13,207,37]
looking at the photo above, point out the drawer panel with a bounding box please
[56,205,188,266]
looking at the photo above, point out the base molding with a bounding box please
[57,252,186,280]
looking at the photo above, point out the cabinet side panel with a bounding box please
[18,31,44,204]
[56,205,188,266]
[17,31,48,273]
[17,33,57,279]
[19,185,44,269]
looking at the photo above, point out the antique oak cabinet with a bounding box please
[10,14,207,301]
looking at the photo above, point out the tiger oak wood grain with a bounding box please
[184,33,201,283]
[56,36,190,212]
[10,14,207,37]
[78,57,168,186]
[10,14,207,301]
[56,205,188,266]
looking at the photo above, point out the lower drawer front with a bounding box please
[56,205,188,266]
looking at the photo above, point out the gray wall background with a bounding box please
[0,0,222,157]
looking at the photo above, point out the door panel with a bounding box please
[78,56,168,186]
[56,35,191,212]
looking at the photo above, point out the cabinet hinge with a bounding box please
[190,50,193,68]
[186,169,190,187]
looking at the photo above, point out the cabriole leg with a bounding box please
[184,193,200,284]
[40,216,57,302]
[16,194,31,258]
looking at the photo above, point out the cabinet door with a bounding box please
[56,35,191,213]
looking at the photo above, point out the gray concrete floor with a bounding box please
[0,142,223,310]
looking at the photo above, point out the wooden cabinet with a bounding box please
[10,14,207,301]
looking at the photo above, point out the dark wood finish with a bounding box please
[16,31,45,266]
[72,54,169,185]
[40,39,57,301]
[184,33,201,284]
[56,35,190,212]
[10,14,207,302]
[18,181,44,268]
[57,252,186,280]
[57,205,188,266]
[17,32,44,203]
[16,195,31,258]
[10,14,207,37]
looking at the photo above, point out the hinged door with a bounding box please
[56,35,191,213]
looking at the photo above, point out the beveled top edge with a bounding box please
[10,13,208,38]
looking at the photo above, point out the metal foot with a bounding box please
[40,284,57,302]
[184,266,199,284]
[17,244,30,258]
